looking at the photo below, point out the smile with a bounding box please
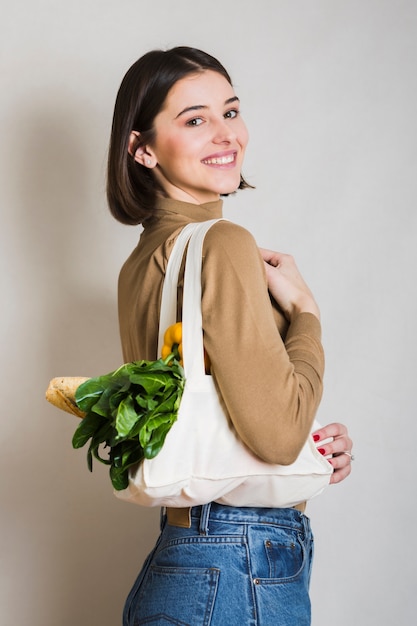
[202,153,236,165]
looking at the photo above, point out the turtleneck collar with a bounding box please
[154,196,223,222]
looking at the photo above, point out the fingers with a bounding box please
[313,422,348,442]
[329,457,352,484]
[313,422,354,485]
[259,248,320,320]
[316,434,353,458]
[259,247,285,268]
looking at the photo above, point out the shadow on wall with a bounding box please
[3,95,158,626]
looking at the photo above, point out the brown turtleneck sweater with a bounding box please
[118,197,324,465]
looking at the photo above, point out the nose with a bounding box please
[212,117,237,144]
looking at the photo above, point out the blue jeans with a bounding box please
[123,503,314,626]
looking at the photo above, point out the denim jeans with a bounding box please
[123,502,314,626]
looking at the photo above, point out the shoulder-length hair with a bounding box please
[107,47,251,225]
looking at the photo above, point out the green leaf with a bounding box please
[124,414,146,439]
[143,418,176,459]
[129,372,171,396]
[92,442,112,465]
[115,395,140,437]
[75,378,107,413]
[135,394,159,411]
[87,444,93,472]
[139,411,176,449]
[109,464,129,491]
[72,412,105,449]
[151,389,180,414]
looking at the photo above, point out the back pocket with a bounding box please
[133,566,220,626]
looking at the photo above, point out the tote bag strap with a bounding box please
[158,222,198,355]
[157,219,224,365]
[181,219,225,381]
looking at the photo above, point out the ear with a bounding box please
[128,131,156,168]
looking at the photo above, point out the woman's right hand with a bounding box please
[259,248,320,322]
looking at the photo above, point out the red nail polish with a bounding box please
[318,448,326,455]
[313,434,320,442]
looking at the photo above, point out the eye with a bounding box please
[224,109,239,119]
[186,117,204,127]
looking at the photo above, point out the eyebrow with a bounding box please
[175,96,240,119]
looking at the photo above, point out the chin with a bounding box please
[216,178,241,196]
[220,183,240,196]
[219,187,239,197]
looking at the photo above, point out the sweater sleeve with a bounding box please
[201,221,324,465]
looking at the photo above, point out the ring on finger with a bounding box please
[343,451,355,461]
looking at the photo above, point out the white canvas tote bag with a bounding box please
[117,219,332,508]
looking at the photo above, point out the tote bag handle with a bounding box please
[157,219,224,381]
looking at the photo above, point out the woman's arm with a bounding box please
[201,221,325,465]
[260,248,354,482]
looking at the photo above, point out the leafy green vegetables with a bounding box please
[72,358,185,490]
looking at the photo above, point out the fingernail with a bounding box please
[313,434,320,442]
[318,448,326,455]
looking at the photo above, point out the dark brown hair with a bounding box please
[107,46,251,225]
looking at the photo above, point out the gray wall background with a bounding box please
[1,1,416,624]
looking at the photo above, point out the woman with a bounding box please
[107,47,353,626]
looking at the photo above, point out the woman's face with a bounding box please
[143,70,249,204]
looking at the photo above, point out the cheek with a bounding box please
[239,123,249,149]
[156,135,197,164]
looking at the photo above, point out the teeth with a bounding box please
[203,155,235,165]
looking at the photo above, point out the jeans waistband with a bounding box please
[164,502,308,534]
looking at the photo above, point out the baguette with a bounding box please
[45,377,89,418]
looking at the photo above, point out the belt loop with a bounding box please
[302,511,310,537]
[199,503,211,535]
[160,507,166,531]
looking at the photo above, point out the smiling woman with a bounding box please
[104,46,353,626]
[129,71,249,203]
[107,46,252,225]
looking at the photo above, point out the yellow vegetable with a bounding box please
[161,322,210,372]
[161,322,183,365]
